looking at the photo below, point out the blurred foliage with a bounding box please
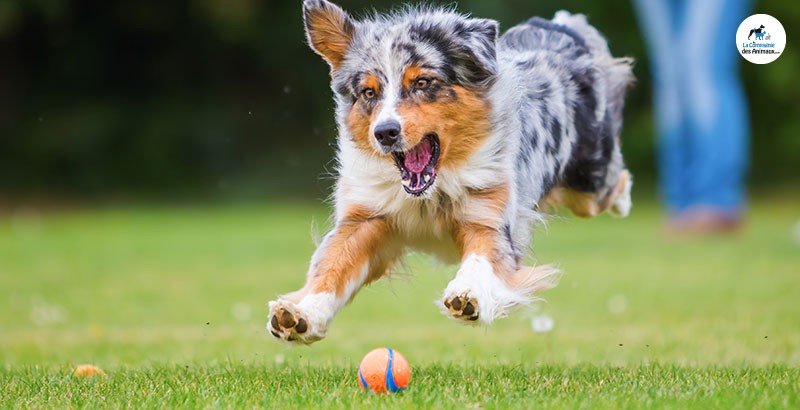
[0,0,797,200]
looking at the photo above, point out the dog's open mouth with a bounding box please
[391,133,440,196]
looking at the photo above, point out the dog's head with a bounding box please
[303,0,498,197]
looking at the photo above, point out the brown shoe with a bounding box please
[666,207,743,235]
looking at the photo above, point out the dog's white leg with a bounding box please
[267,210,396,345]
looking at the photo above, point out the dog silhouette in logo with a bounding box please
[748,25,766,40]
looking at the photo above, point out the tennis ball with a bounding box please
[73,364,105,378]
[357,347,410,393]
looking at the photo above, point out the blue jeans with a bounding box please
[632,0,751,215]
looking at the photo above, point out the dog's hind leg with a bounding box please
[608,169,633,217]
[268,207,400,345]
[543,168,633,218]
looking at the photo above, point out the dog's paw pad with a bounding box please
[268,305,315,344]
[444,295,480,322]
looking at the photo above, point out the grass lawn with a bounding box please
[1,197,799,408]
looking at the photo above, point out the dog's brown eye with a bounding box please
[414,78,430,90]
[361,88,376,100]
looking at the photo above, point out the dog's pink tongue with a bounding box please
[403,138,432,173]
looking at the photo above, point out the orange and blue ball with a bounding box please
[357,347,410,393]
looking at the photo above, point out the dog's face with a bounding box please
[303,0,498,197]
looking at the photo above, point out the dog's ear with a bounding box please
[452,18,499,84]
[303,0,355,70]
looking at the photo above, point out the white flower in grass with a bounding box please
[230,302,252,322]
[30,297,67,326]
[607,294,628,315]
[531,314,554,334]
[274,354,285,365]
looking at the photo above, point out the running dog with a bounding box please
[268,0,634,344]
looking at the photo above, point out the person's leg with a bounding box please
[680,0,751,218]
[632,0,691,213]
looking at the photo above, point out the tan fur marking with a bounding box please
[363,74,380,94]
[542,188,601,218]
[467,185,509,226]
[402,66,425,90]
[453,223,514,277]
[346,74,384,153]
[454,224,496,261]
[305,5,354,69]
[346,108,373,152]
[308,206,393,296]
[397,85,491,168]
[453,185,513,275]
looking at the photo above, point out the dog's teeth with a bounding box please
[423,174,430,183]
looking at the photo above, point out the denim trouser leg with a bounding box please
[632,0,691,212]
[681,0,751,214]
[633,0,750,214]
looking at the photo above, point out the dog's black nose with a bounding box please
[374,120,401,148]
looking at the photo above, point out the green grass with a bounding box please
[1,197,799,408]
[3,365,798,408]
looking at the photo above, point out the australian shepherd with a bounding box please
[268,0,634,344]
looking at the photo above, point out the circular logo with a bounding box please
[737,14,786,64]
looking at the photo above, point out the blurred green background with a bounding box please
[0,0,798,202]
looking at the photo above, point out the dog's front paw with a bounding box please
[443,293,480,322]
[439,262,495,326]
[267,299,326,345]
